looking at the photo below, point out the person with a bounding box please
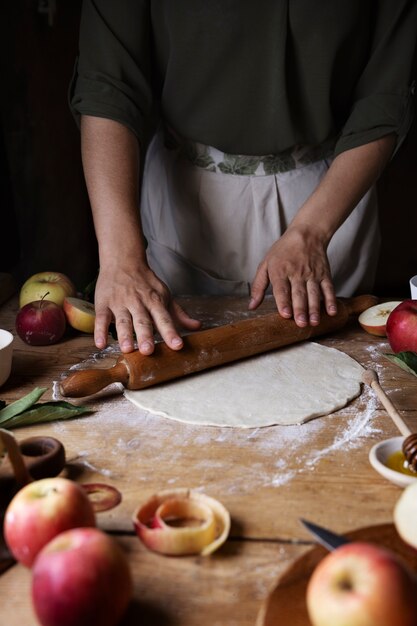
[70,1,417,356]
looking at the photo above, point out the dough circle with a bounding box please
[124,342,364,428]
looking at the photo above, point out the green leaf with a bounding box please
[0,387,47,424]
[384,351,417,377]
[3,402,93,429]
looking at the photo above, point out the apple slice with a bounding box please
[63,297,95,334]
[393,482,417,550]
[82,483,122,513]
[133,488,231,556]
[358,301,402,336]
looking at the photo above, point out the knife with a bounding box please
[300,518,350,551]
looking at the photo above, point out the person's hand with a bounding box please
[93,262,201,354]
[249,226,337,326]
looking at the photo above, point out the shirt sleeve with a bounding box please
[334,0,417,157]
[69,0,153,144]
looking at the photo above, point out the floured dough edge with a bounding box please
[124,342,364,428]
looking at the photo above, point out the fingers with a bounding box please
[130,315,154,355]
[320,278,338,316]
[148,301,184,352]
[94,307,113,350]
[270,278,336,327]
[170,301,202,331]
[94,271,202,355]
[249,264,269,310]
[251,235,337,327]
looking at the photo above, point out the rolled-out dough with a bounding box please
[124,342,364,428]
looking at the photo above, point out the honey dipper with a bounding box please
[362,369,417,472]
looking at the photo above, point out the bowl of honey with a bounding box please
[369,436,417,488]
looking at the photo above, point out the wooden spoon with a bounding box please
[0,430,66,500]
[362,369,417,471]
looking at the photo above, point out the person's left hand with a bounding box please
[248,225,338,326]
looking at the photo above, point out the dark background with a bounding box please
[1,1,417,297]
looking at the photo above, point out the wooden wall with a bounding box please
[1,1,416,297]
[1,0,97,292]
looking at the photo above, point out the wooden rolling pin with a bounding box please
[60,294,377,398]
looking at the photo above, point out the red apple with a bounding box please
[386,300,417,353]
[15,297,66,346]
[19,271,76,308]
[32,527,133,626]
[358,301,402,337]
[306,542,417,626]
[4,477,95,567]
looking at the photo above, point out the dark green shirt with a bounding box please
[70,0,417,157]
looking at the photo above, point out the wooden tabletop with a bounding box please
[0,294,416,625]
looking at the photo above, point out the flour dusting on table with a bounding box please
[52,336,386,492]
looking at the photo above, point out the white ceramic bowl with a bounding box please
[369,436,417,488]
[410,275,417,298]
[0,329,14,387]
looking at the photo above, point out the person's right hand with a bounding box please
[93,262,201,355]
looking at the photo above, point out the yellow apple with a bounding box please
[63,297,95,333]
[19,272,76,308]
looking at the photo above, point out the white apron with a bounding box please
[140,130,379,297]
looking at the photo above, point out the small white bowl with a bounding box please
[0,329,14,387]
[369,436,417,488]
[410,275,417,298]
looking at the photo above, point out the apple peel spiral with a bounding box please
[132,488,230,556]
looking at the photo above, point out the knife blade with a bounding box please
[300,518,350,551]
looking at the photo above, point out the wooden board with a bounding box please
[257,524,417,626]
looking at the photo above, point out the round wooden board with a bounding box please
[257,524,417,626]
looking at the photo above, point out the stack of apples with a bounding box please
[4,476,132,626]
[306,485,417,626]
[15,272,96,346]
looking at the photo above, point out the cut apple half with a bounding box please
[63,297,95,334]
[358,301,402,337]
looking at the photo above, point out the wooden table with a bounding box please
[0,295,415,625]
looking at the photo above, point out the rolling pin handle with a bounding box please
[59,360,129,398]
[343,294,379,316]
